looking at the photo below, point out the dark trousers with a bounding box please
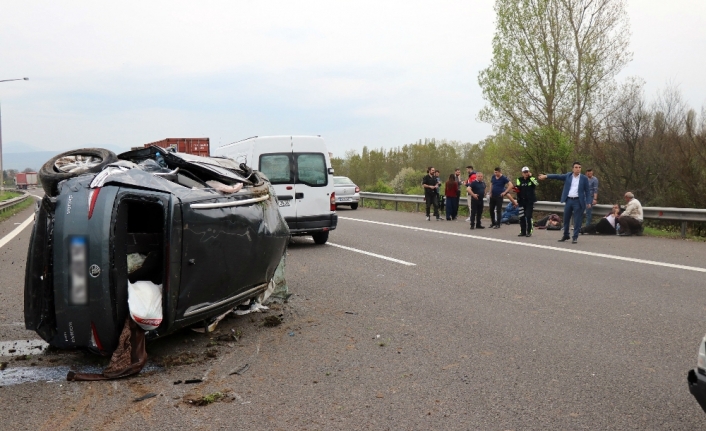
[562,198,584,240]
[581,218,616,235]
[451,197,459,219]
[617,216,642,234]
[470,199,484,227]
[489,195,503,226]
[425,193,439,218]
[445,197,454,219]
[520,202,534,234]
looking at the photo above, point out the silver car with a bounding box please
[333,176,360,210]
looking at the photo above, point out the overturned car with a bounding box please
[25,146,290,355]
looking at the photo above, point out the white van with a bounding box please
[213,136,337,244]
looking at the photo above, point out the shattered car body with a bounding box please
[25,146,290,355]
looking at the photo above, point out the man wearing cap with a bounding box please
[538,161,592,244]
[515,167,539,237]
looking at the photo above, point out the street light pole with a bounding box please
[0,77,29,192]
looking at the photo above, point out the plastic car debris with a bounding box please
[128,281,163,331]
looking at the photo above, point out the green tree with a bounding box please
[478,0,632,145]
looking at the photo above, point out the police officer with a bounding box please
[515,167,538,237]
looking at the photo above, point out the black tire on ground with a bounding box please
[350,203,358,210]
[312,231,329,245]
[39,148,118,196]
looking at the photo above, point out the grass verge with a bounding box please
[0,197,35,224]
[0,191,21,201]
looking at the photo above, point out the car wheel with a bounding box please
[350,203,358,210]
[312,231,329,245]
[39,148,118,196]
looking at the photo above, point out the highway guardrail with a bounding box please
[0,191,30,213]
[359,192,706,238]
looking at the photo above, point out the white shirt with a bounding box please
[605,214,616,228]
[568,174,580,198]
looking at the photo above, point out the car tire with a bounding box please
[39,148,118,196]
[350,203,358,210]
[312,231,329,245]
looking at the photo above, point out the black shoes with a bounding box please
[476,225,485,229]
[518,233,526,237]
[470,225,475,230]
[526,233,532,237]
[558,237,570,242]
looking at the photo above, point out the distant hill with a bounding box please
[3,151,59,171]
[2,143,133,171]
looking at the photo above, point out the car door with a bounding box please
[176,194,262,318]
[294,152,330,219]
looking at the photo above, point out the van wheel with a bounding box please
[312,231,329,245]
[350,203,358,210]
[39,148,118,196]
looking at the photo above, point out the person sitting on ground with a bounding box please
[580,204,621,235]
[500,201,522,224]
[617,192,644,236]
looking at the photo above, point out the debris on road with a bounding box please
[66,317,147,381]
[185,391,230,406]
[133,393,158,402]
[228,363,250,376]
[184,378,203,384]
[263,315,283,327]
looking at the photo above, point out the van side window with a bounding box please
[296,153,327,187]
[260,154,292,184]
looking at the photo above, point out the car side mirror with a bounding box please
[328,168,334,174]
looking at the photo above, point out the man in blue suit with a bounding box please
[538,161,592,244]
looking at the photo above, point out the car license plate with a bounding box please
[69,237,88,305]
[338,197,352,202]
[278,200,291,207]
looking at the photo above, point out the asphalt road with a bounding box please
[1,205,705,430]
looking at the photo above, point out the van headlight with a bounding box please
[698,335,706,370]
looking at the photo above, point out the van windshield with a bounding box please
[296,153,327,187]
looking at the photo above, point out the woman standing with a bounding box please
[445,174,459,221]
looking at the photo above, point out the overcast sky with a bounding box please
[1,0,705,157]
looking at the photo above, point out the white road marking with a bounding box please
[340,217,706,273]
[0,195,40,250]
[0,215,35,249]
[326,242,416,266]
[298,237,415,266]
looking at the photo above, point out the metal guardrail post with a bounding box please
[395,201,398,211]
[378,199,382,209]
[682,222,687,238]
[416,203,419,212]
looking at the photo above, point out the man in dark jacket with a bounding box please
[538,161,592,244]
[422,167,440,221]
[467,172,486,229]
[515,167,538,237]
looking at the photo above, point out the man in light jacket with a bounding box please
[538,161,592,244]
[617,192,644,236]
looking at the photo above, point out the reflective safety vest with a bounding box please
[515,176,538,204]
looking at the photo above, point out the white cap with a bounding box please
[521,166,530,172]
